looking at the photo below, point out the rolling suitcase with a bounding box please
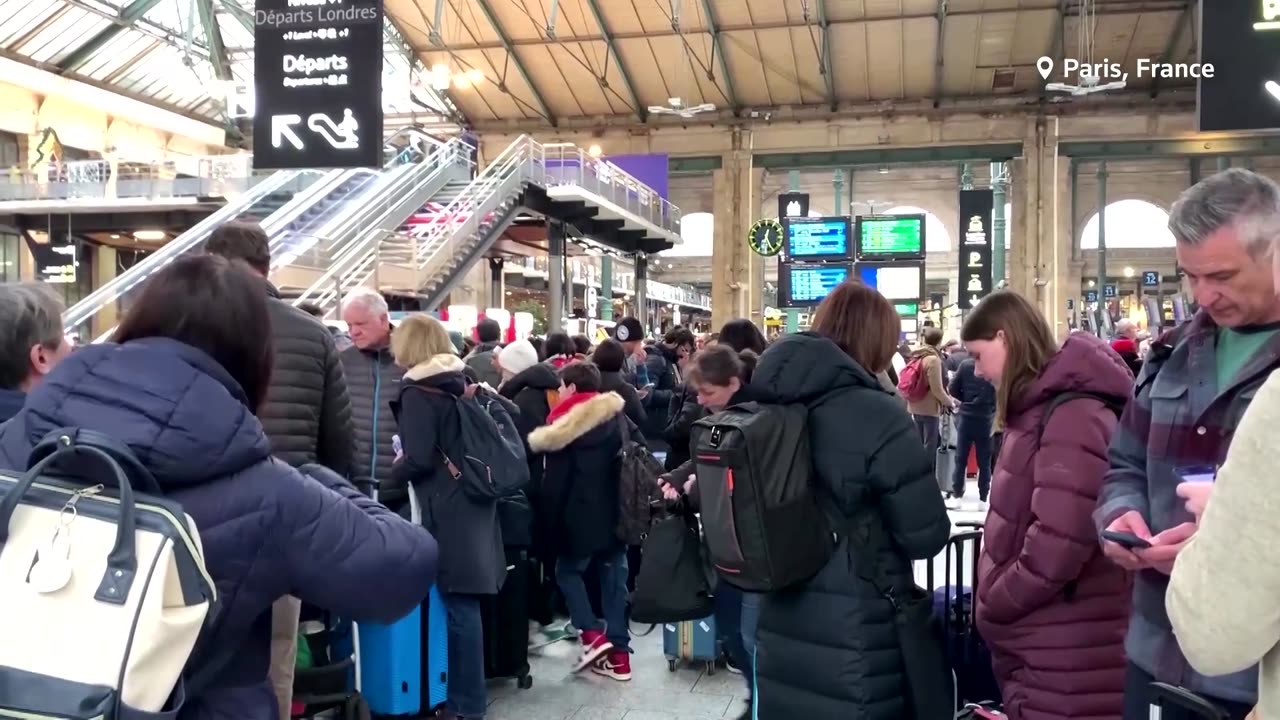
[936,414,955,493]
[925,520,1000,710]
[481,546,534,689]
[353,479,447,716]
[1147,682,1232,719]
[663,616,718,674]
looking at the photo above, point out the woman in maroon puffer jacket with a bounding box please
[960,291,1134,720]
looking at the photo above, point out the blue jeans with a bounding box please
[443,593,485,718]
[740,591,760,660]
[556,545,631,651]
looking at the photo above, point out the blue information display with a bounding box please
[781,262,851,306]
[784,217,852,259]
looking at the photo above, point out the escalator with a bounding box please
[294,136,537,316]
[63,131,472,341]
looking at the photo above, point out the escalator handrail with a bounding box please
[62,168,306,330]
[290,139,472,306]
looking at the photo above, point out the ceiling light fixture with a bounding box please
[132,230,166,241]
[1267,80,1280,102]
[588,144,603,158]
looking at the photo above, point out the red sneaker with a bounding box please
[591,650,632,681]
[571,629,613,673]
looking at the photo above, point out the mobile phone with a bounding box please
[392,434,402,456]
[1101,530,1152,549]
[1176,464,1217,484]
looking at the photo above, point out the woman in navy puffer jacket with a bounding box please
[0,255,439,720]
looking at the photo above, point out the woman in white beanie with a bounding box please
[496,338,572,644]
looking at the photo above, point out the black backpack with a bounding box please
[397,385,529,502]
[614,415,665,546]
[690,402,832,593]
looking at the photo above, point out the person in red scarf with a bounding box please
[528,361,645,683]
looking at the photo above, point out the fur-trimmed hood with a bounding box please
[527,391,624,453]
[404,353,466,381]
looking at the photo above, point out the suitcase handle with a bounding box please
[1147,682,1231,719]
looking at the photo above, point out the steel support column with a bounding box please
[832,170,844,217]
[599,255,614,322]
[488,257,504,309]
[1189,157,1201,186]
[59,0,166,72]
[1217,156,1231,172]
[932,0,948,106]
[992,161,1008,286]
[475,0,557,125]
[1097,161,1108,317]
[634,254,649,332]
[548,223,565,333]
[816,0,837,110]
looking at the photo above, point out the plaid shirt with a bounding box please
[1095,311,1280,703]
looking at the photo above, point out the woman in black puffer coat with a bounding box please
[750,282,952,720]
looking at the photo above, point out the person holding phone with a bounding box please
[960,291,1134,720]
[1095,170,1280,719]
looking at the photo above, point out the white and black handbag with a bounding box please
[0,429,217,719]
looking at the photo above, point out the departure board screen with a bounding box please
[784,216,852,259]
[857,263,924,301]
[856,215,925,260]
[781,262,851,307]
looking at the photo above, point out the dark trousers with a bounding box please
[913,414,942,481]
[952,414,994,500]
[1122,662,1253,720]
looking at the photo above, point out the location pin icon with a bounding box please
[1036,56,1054,80]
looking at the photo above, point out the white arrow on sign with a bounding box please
[271,114,304,150]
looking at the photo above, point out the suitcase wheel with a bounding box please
[517,673,533,690]
[667,658,677,672]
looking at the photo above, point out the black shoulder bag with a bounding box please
[847,513,956,720]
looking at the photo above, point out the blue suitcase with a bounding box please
[663,616,718,674]
[422,585,449,709]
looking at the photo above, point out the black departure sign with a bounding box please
[253,0,384,170]
[958,189,994,310]
[778,192,810,219]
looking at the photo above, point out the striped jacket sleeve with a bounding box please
[1095,379,1153,533]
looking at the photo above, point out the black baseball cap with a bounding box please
[613,317,644,342]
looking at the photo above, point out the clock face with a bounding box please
[748,219,785,256]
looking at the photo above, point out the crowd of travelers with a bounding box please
[1,168,1280,720]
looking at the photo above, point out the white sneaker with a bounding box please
[977,500,989,512]
[945,496,962,510]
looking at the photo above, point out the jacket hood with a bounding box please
[527,391,624,453]
[1011,331,1134,416]
[404,353,466,381]
[0,338,271,488]
[752,333,884,404]
[911,345,942,360]
[500,361,560,398]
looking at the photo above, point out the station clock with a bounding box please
[747,218,785,257]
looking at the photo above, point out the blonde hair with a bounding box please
[392,314,454,367]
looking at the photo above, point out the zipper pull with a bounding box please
[67,484,105,509]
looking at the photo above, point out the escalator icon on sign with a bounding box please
[307,109,360,150]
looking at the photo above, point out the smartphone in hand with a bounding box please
[1102,530,1152,549]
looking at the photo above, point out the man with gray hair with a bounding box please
[1096,168,1280,719]
[0,282,70,422]
[338,289,407,508]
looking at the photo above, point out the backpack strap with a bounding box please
[397,385,464,481]
[1039,391,1125,440]
[1135,323,1190,397]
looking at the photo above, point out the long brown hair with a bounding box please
[810,280,899,373]
[960,290,1057,425]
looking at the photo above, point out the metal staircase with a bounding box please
[63,130,472,340]
[294,135,542,316]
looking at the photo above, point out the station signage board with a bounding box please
[855,214,925,261]
[1142,270,1161,287]
[778,192,810,219]
[1085,289,1100,303]
[253,0,384,169]
[1104,284,1118,299]
[957,189,994,309]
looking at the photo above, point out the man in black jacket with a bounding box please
[205,221,357,720]
[946,356,995,509]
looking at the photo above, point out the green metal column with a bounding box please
[991,161,1007,287]
[1190,158,1202,186]
[832,170,844,216]
[785,308,800,333]
[788,170,801,193]
[1097,161,1109,317]
[599,255,614,321]
[1217,157,1231,172]
[960,163,974,191]
[847,168,855,213]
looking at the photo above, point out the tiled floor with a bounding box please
[483,627,749,720]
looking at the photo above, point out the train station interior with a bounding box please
[0,0,1269,718]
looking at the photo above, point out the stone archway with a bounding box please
[1079,199,1174,250]
[883,205,954,253]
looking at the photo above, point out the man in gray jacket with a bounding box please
[205,221,357,720]
[465,317,503,388]
[339,288,405,505]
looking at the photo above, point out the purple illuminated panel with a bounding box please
[607,154,669,200]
